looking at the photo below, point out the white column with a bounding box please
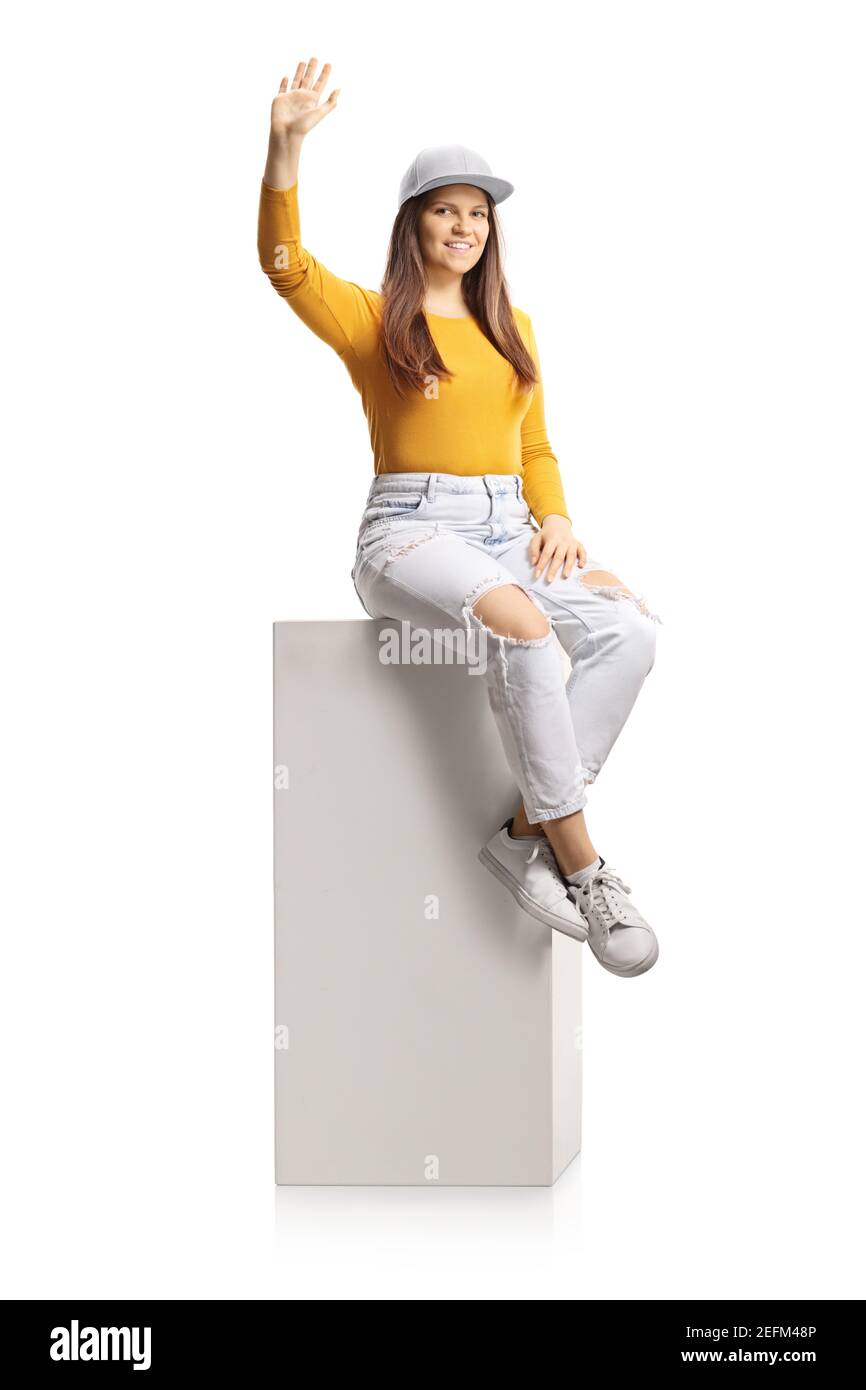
[274,619,582,1185]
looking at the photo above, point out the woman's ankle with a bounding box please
[510,806,543,839]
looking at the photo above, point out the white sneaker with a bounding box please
[568,863,659,976]
[478,821,588,942]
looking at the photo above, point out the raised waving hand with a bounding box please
[271,58,340,140]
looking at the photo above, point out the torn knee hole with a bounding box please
[580,570,635,597]
[466,581,552,644]
[580,569,661,622]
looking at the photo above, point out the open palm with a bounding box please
[271,58,340,139]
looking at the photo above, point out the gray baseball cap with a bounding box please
[398,144,514,209]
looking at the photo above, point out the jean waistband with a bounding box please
[367,472,524,503]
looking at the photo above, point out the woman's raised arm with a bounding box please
[264,59,338,189]
[258,60,376,355]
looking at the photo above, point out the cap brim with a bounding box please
[411,173,515,206]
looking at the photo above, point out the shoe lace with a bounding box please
[524,837,561,877]
[578,867,632,933]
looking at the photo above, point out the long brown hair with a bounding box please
[378,190,538,400]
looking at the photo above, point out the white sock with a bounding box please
[565,855,603,887]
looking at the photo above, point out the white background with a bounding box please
[1,0,864,1300]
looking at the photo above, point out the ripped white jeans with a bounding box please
[351,473,660,824]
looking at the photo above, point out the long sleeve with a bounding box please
[257,178,378,357]
[520,318,571,525]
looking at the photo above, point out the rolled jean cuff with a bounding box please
[526,793,588,824]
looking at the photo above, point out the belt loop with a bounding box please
[482,474,496,522]
[426,473,438,504]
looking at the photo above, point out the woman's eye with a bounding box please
[434,207,486,217]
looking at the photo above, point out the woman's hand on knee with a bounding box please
[530,515,587,583]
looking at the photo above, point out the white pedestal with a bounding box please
[274,620,582,1185]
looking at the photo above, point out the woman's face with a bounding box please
[418,183,490,275]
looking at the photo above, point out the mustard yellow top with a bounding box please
[257,179,570,524]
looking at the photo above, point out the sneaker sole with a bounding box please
[477,847,588,943]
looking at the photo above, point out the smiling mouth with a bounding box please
[444,241,473,254]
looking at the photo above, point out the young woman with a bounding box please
[258,58,662,977]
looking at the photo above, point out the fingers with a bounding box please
[528,530,547,575]
[561,539,587,578]
[286,58,335,108]
[312,62,332,94]
[299,56,328,91]
[544,545,568,583]
[534,537,567,582]
[526,525,590,583]
[561,543,580,579]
